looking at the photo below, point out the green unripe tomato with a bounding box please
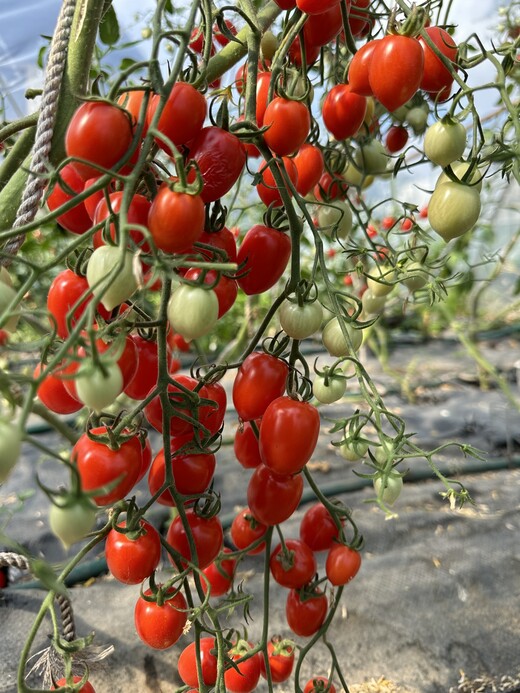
[86,245,138,311]
[49,497,97,549]
[167,284,219,341]
[402,261,429,291]
[260,30,278,60]
[322,318,363,357]
[405,106,429,135]
[355,140,389,175]
[424,118,467,168]
[362,290,387,315]
[366,265,396,297]
[75,360,124,413]
[313,371,346,404]
[435,161,483,191]
[316,201,353,240]
[428,181,481,241]
[373,474,403,505]
[339,439,369,461]
[279,299,323,340]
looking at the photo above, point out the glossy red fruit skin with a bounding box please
[236,224,292,296]
[419,26,458,95]
[263,97,311,157]
[368,35,424,112]
[300,503,341,552]
[46,163,92,234]
[166,510,223,570]
[247,464,303,526]
[322,84,367,140]
[294,143,325,197]
[285,588,328,637]
[348,39,380,96]
[234,420,263,469]
[178,637,218,688]
[232,352,288,422]
[134,587,187,650]
[270,539,317,589]
[105,519,161,584]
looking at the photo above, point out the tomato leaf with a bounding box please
[30,559,68,596]
[99,5,120,46]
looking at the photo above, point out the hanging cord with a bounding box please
[2,0,77,266]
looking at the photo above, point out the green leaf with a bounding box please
[119,58,137,73]
[99,4,120,46]
[30,559,68,596]
[164,0,174,12]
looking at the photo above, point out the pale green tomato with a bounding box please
[86,245,138,311]
[286,68,314,101]
[322,317,363,357]
[428,181,481,241]
[355,140,389,175]
[374,474,403,505]
[0,420,22,483]
[76,360,124,413]
[167,284,219,341]
[260,30,277,60]
[405,106,428,134]
[390,105,409,122]
[313,372,346,404]
[279,299,323,340]
[373,443,394,465]
[361,290,386,316]
[366,265,396,297]
[316,201,353,240]
[402,261,429,291]
[339,439,368,461]
[435,160,483,191]
[49,497,97,549]
[342,161,364,187]
[424,118,466,167]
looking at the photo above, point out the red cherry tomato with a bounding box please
[263,97,311,157]
[194,226,238,263]
[297,0,339,14]
[52,677,95,692]
[385,124,409,153]
[314,171,349,202]
[146,82,206,154]
[118,89,148,135]
[348,0,371,37]
[300,503,341,551]
[236,224,292,295]
[286,587,328,637]
[73,427,142,506]
[214,19,237,46]
[46,163,92,234]
[348,40,380,96]
[255,70,273,126]
[270,539,317,589]
[230,508,268,555]
[224,648,262,693]
[234,420,263,469]
[148,434,216,505]
[259,396,320,476]
[35,363,83,415]
[303,4,343,47]
[124,335,165,400]
[105,519,161,584]
[201,548,237,597]
[178,637,218,688]
[293,143,325,197]
[255,156,298,208]
[368,35,424,112]
[247,464,303,526]
[232,352,288,421]
[47,269,95,339]
[419,26,458,95]
[325,543,362,586]
[166,509,223,570]
[259,637,295,683]
[144,375,209,437]
[322,84,367,140]
[92,192,151,256]
[304,677,337,693]
[187,126,246,203]
[65,101,134,180]
[201,380,227,435]
[148,182,205,254]
[134,586,187,650]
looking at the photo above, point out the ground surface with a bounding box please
[1,335,519,693]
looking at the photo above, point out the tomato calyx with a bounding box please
[388,4,428,39]
[83,413,144,452]
[267,634,295,658]
[139,573,186,609]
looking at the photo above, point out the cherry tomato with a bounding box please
[255,156,298,208]
[303,4,343,46]
[146,82,206,154]
[304,677,337,693]
[193,226,238,263]
[118,89,148,134]
[35,363,83,415]
[348,40,380,96]
[348,0,371,37]
[178,637,218,688]
[288,34,321,67]
[314,171,349,202]
[325,544,362,586]
[224,648,262,693]
[263,97,311,157]
[259,396,320,476]
[214,19,237,46]
[385,125,409,153]
[297,0,339,14]
[148,182,205,254]
[293,143,325,197]
[148,435,216,505]
[286,587,328,637]
[230,508,268,555]
[419,26,458,95]
[187,126,246,203]
[124,335,164,400]
[184,267,238,318]
[46,163,92,234]
[92,192,151,256]
[259,637,295,683]
[134,586,187,650]
[234,420,263,469]
[201,380,227,435]
[255,70,273,126]
[47,269,97,339]
[368,35,424,112]
[300,503,341,551]
[236,224,292,295]
[201,547,236,597]
[274,0,297,8]
[105,519,161,584]
[322,84,367,140]
[144,375,210,437]
[65,101,134,180]
[232,352,288,421]
[166,509,223,570]
[247,465,303,526]
[52,677,95,692]
[270,539,317,589]
[428,180,481,241]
